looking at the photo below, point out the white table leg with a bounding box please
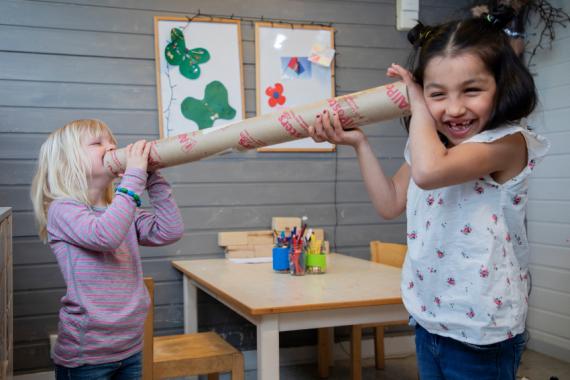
[183,276,197,334]
[257,314,279,380]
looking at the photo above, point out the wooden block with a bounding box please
[313,228,325,241]
[323,241,330,255]
[272,217,301,232]
[253,244,273,257]
[246,231,274,237]
[225,244,254,252]
[248,234,273,245]
[218,231,249,246]
[218,230,273,247]
[225,250,256,258]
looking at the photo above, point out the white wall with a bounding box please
[526,0,570,363]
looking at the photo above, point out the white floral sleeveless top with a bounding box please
[402,124,549,345]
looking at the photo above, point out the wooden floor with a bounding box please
[12,349,570,380]
[242,349,570,380]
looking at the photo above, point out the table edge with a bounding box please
[172,260,403,316]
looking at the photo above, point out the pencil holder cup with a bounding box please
[306,254,327,274]
[289,242,306,276]
[272,247,290,273]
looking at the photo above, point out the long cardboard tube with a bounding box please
[103,81,410,176]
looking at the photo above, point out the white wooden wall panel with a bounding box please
[526,0,570,363]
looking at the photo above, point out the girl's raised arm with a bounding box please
[309,109,409,220]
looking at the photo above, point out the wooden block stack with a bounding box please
[218,230,274,259]
[218,217,330,259]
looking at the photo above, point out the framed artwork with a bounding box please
[154,16,245,138]
[255,22,335,152]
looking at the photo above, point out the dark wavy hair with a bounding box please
[406,6,537,132]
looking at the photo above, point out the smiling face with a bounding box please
[423,52,497,147]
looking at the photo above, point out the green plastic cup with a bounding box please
[306,254,327,274]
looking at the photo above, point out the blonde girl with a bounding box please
[31,119,184,379]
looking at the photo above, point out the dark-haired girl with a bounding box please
[309,8,550,379]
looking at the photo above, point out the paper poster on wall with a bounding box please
[255,22,335,152]
[154,16,245,138]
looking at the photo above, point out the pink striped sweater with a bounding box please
[47,168,184,366]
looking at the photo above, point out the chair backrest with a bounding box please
[370,241,407,268]
[143,277,154,380]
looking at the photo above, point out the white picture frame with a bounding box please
[255,22,335,152]
[154,16,245,138]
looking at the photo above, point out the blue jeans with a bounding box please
[55,352,142,380]
[415,324,527,380]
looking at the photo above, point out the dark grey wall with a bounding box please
[0,0,466,373]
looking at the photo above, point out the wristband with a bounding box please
[116,187,142,207]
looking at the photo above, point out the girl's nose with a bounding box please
[105,144,116,152]
[446,100,466,117]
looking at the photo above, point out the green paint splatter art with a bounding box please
[181,81,236,130]
[165,28,210,80]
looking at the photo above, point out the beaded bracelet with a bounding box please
[116,187,142,207]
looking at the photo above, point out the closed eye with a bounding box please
[429,92,445,98]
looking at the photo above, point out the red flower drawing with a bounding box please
[266,83,286,107]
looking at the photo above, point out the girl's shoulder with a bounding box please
[464,121,550,161]
[48,198,91,216]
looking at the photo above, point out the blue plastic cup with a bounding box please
[272,247,289,272]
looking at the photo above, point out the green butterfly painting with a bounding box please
[181,81,236,130]
[164,28,210,80]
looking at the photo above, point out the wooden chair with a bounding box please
[349,241,408,380]
[143,277,244,380]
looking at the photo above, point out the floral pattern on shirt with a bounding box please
[401,124,550,344]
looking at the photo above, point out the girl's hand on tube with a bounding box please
[125,140,151,172]
[386,63,426,113]
[308,109,366,149]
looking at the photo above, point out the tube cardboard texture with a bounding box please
[103,81,410,176]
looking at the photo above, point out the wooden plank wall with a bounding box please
[526,0,570,363]
[0,0,467,372]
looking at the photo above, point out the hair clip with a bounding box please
[485,13,498,26]
[503,28,525,39]
[419,29,432,43]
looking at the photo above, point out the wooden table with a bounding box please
[172,253,406,380]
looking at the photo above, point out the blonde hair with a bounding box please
[31,119,118,242]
